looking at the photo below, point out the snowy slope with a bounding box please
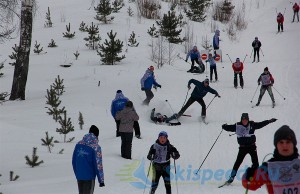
[0,0,299,193]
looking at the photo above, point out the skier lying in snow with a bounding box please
[150,108,181,125]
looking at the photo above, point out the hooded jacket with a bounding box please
[115,106,139,133]
[140,69,159,90]
[213,30,220,49]
[188,79,218,99]
[111,92,129,118]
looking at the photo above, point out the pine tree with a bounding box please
[220,0,235,22]
[45,88,65,122]
[156,11,183,43]
[9,171,19,181]
[127,6,134,16]
[0,92,9,103]
[94,0,114,24]
[128,31,139,47]
[0,61,4,77]
[8,44,22,66]
[184,0,211,22]
[97,30,125,65]
[201,35,213,52]
[147,24,159,38]
[112,0,124,13]
[56,111,75,143]
[78,112,84,130]
[48,39,57,47]
[41,132,54,153]
[84,22,101,50]
[79,21,87,32]
[33,41,44,55]
[25,147,44,168]
[74,50,80,60]
[52,75,65,96]
[62,23,75,39]
[44,7,53,27]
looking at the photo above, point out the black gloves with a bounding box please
[99,183,105,187]
[269,118,277,123]
[222,124,227,129]
[147,149,155,160]
[185,59,188,62]
[245,167,256,181]
[215,94,221,98]
[172,152,180,160]
[157,84,161,88]
[141,87,145,91]
[258,81,260,85]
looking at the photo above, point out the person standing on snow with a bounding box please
[242,125,299,194]
[147,131,180,194]
[140,66,161,105]
[256,67,275,108]
[292,2,300,22]
[251,37,262,63]
[277,12,284,32]
[72,125,105,194]
[111,90,141,138]
[232,58,244,89]
[185,46,204,73]
[177,78,220,122]
[221,113,277,184]
[205,53,218,82]
[213,29,220,55]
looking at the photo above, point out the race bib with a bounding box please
[236,124,252,138]
[153,143,168,163]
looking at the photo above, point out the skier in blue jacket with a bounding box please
[178,78,220,121]
[140,66,161,105]
[206,53,218,82]
[72,125,105,194]
[213,30,220,55]
[185,46,204,73]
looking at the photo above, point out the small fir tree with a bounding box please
[0,61,4,77]
[51,75,65,96]
[112,0,124,13]
[156,11,183,43]
[84,22,101,50]
[56,111,75,143]
[62,23,75,39]
[41,132,54,153]
[48,39,57,47]
[78,112,84,130]
[8,44,22,66]
[9,171,19,181]
[45,88,65,121]
[220,0,235,22]
[79,21,87,32]
[127,6,134,16]
[128,31,139,47]
[74,50,80,60]
[97,30,125,65]
[25,147,44,168]
[147,24,159,38]
[94,0,114,24]
[44,7,53,27]
[33,41,44,55]
[201,35,213,52]
[184,0,211,22]
[0,92,9,103]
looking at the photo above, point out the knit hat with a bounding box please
[149,66,154,71]
[274,125,297,146]
[158,131,168,138]
[117,90,122,93]
[255,37,258,40]
[204,78,209,84]
[89,125,99,137]
[125,101,133,108]
[241,113,249,121]
[264,67,268,71]
[236,58,240,62]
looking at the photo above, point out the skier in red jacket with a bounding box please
[232,58,244,89]
[293,3,300,22]
[277,12,284,32]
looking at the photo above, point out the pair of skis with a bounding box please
[177,114,208,124]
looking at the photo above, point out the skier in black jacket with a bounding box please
[221,113,277,184]
[251,37,262,63]
[147,131,180,194]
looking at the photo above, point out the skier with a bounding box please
[177,78,220,122]
[213,29,220,55]
[251,37,262,63]
[140,66,161,105]
[232,58,244,89]
[111,90,141,138]
[242,125,299,194]
[277,12,284,32]
[147,131,180,194]
[115,101,139,160]
[72,125,105,194]
[205,53,218,82]
[150,108,180,125]
[185,46,204,73]
[256,67,275,108]
[292,2,300,22]
[221,113,277,185]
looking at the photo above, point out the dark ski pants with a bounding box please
[120,132,133,159]
[178,96,206,117]
[234,72,244,88]
[277,22,283,32]
[230,145,259,178]
[143,89,154,105]
[257,85,275,103]
[253,48,260,62]
[150,162,171,194]
[77,180,95,194]
[293,11,299,22]
[115,120,141,137]
[214,47,219,55]
[210,66,218,81]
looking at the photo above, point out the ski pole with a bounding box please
[260,48,265,57]
[250,85,260,103]
[250,49,253,58]
[205,61,208,78]
[283,7,286,15]
[180,89,190,109]
[143,160,153,194]
[242,54,248,63]
[174,159,179,194]
[177,53,191,65]
[272,86,286,100]
[226,54,233,63]
[196,129,224,174]
[206,95,217,110]
[165,100,180,122]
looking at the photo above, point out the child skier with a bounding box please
[140,66,161,105]
[251,37,262,63]
[205,53,218,82]
[150,108,180,126]
[293,3,300,22]
[256,67,275,108]
[232,58,244,89]
[147,131,180,194]
[277,12,284,32]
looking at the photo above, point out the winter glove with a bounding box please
[147,154,154,160]
[141,87,145,91]
[188,85,191,90]
[245,167,256,181]
[185,59,188,62]
[99,183,105,187]
[222,124,227,129]
[171,152,180,160]
[215,94,221,98]
[269,118,277,123]
[157,84,161,88]
[258,81,260,86]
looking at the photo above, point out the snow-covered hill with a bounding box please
[0,0,299,193]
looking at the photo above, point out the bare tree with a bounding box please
[0,0,19,42]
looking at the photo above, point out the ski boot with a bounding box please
[256,101,260,106]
